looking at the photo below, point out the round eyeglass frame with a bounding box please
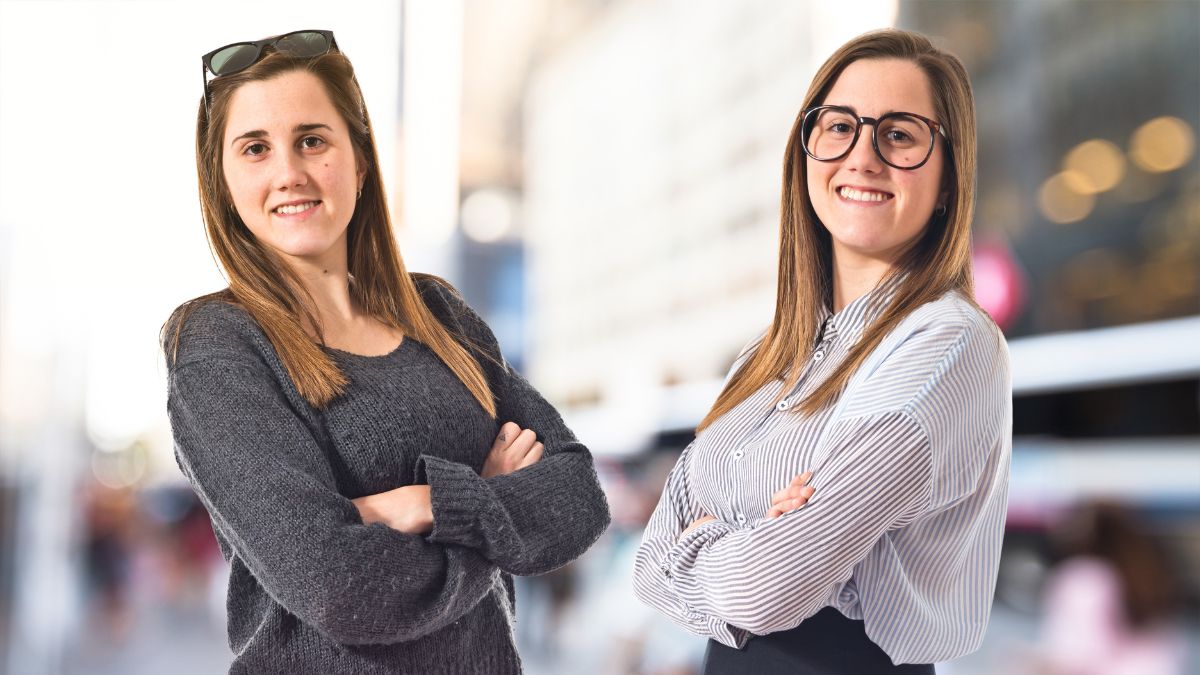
[800,105,949,171]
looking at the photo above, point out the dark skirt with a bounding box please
[701,607,935,674]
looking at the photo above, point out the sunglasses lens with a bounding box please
[276,31,331,58]
[210,44,260,75]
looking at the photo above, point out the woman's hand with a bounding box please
[481,421,544,479]
[352,485,433,534]
[766,471,815,518]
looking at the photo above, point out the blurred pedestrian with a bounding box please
[161,30,609,674]
[1038,499,1186,675]
[634,28,1010,674]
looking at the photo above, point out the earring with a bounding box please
[935,204,947,217]
[357,184,363,200]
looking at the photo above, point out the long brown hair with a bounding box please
[164,44,496,416]
[699,29,980,431]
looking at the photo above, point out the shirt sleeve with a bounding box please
[656,411,933,644]
[638,310,1007,646]
[631,441,747,645]
[629,332,768,645]
[165,304,500,646]
[415,278,612,576]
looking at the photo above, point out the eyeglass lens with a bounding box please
[804,108,933,169]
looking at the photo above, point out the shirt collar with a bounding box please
[818,273,905,345]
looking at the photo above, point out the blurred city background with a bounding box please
[0,0,1197,673]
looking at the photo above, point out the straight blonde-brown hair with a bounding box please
[699,29,980,432]
[164,45,496,416]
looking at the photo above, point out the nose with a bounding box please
[274,150,309,191]
[842,123,884,174]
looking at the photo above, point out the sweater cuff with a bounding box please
[420,454,489,549]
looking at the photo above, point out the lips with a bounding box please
[273,200,322,215]
[837,186,894,203]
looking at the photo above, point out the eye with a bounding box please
[299,135,326,150]
[829,121,855,134]
[243,142,269,156]
[885,129,914,143]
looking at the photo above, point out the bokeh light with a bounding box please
[1062,139,1125,194]
[1130,116,1196,173]
[1038,171,1096,224]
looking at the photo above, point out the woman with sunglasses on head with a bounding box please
[162,31,610,674]
[633,29,1010,674]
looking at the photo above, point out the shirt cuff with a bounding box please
[659,520,747,648]
[660,519,734,579]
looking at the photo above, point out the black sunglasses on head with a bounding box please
[201,29,337,117]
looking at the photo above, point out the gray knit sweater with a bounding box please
[163,275,611,674]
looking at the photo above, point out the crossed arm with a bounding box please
[351,421,545,534]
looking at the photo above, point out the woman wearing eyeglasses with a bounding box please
[161,31,609,674]
[633,29,1011,674]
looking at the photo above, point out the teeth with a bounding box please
[838,187,891,202]
[275,201,319,215]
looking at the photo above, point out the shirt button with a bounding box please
[776,400,790,411]
[736,513,747,525]
[733,449,744,460]
[814,350,826,361]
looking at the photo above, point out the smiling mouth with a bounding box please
[274,200,322,215]
[838,187,894,203]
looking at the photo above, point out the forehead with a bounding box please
[821,58,937,119]
[222,70,344,142]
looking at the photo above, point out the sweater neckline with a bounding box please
[323,336,409,360]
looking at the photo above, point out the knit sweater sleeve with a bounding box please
[163,300,499,646]
[414,276,612,576]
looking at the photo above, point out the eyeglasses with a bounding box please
[801,105,948,170]
[201,30,337,117]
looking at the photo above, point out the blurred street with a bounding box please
[2,1,1198,674]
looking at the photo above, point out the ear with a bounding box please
[938,188,951,210]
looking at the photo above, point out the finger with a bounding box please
[519,442,544,469]
[787,485,815,500]
[507,428,538,456]
[791,471,813,486]
[492,422,522,451]
[787,485,816,506]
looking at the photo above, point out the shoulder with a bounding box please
[161,291,271,371]
[409,273,500,353]
[887,290,1009,381]
[411,272,466,317]
[896,291,1011,427]
[846,290,1009,418]
[901,290,1005,350]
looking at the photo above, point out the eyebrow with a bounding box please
[229,123,334,148]
[827,104,918,118]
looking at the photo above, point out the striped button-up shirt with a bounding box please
[632,284,1012,665]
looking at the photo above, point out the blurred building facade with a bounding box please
[522,2,905,439]
[520,0,1198,426]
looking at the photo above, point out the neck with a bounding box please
[830,248,893,313]
[281,244,360,333]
